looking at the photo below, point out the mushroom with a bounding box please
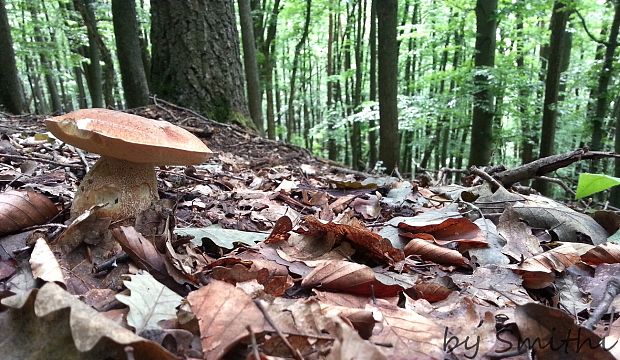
[45,108,212,221]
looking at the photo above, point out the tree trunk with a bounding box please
[534,0,571,194]
[74,0,103,107]
[74,67,88,108]
[0,0,26,114]
[151,0,249,123]
[468,0,498,167]
[377,0,399,172]
[516,10,534,165]
[238,0,264,133]
[368,0,378,169]
[327,12,338,160]
[351,0,365,170]
[112,0,149,108]
[286,0,311,142]
[590,0,620,156]
[611,92,620,206]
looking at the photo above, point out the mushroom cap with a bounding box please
[45,108,212,165]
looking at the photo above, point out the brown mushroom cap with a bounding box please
[45,108,212,165]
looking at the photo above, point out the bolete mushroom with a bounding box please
[45,108,212,221]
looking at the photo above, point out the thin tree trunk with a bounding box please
[590,0,620,159]
[74,0,103,107]
[238,0,264,133]
[367,0,378,169]
[534,0,571,194]
[468,0,498,166]
[377,0,399,172]
[112,0,150,108]
[327,12,338,160]
[0,0,26,114]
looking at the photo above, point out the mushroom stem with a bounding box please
[71,156,159,220]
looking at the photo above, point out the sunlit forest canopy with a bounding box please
[1,0,620,201]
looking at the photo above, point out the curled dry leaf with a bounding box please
[398,216,487,248]
[301,260,402,297]
[515,303,614,359]
[297,216,404,265]
[0,190,58,236]
[581,243,620,265]
[405,280,453,303]
[264,215,293,244]
[508,244,580,273]
[29,238,65,285]
[208,258,294,296]
[187,279,265,360]
[403,238,469,267]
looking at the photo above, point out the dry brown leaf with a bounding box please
[403,238,469,267]
[0,282,177,359]
[55,205,112,254]
[497,206,543,260]
[208,258,294,296]
[0,190,58,236]
[297,216,404,265]
[372,305,445,359]
[264,215,293,244]
[405,280,454,303]
[398,216,487,248]
[112,226,167,275]
[581,243,620,265]
[326,318,386,360]
[29,237,65,285]
[301,260,402,297]
[515,303,614,359]
[187,279,266,360]
[508,244,580,273]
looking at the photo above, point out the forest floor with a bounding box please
[0,104,619,360]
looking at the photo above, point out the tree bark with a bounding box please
[238,0,264,133]
[377,0,399,172]
[112,0,149,108]
[0,0,25,114]
[468,0,498,167]
[327,12,338,160]
[74,0,103,107]
[151,0,249,123]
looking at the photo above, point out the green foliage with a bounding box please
[575,173,620,199]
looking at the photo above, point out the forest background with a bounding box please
[0,0,619,204]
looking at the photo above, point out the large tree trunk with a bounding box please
[238,0,264,133]
[468,0,498,167]
[590,0,620,157]
[112,0,149,108]
[534,0,571,194]
[0,0,25,114]
[377,0,399,172]
[151,0,249,123]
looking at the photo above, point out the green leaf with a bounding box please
[116,273,183,334]
[575,173,620,199]
[174,225,268,249]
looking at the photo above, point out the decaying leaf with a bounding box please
[0,282,176,360]
[0,190,58,236]
[301,260,402,297]
[187,279,266,360]
[497,206,543,260]
[403,238,469,267]
[581,242,620,265]
[399,216,487,248]
[264,215,293,244]
[116,272,183,334]
[515,303,614,359]
[176,225,268,249]
[29,237,65,285]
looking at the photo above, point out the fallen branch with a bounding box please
[494,148,620,187]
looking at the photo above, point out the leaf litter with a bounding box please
[0,105,619,359]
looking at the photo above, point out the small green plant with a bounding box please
[575,173,620,199]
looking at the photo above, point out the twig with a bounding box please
[20,223,67,232]
[75,148,91,172]
[469,166,504,191]
[0,153,84,169]
[247,325,261,360]
[583,278,620,330]
[254,299,305,360]
[92,252,130,273]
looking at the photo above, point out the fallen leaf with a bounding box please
[581,243,620,265]
[116,272,183,334]
[0,190,58,236]
[301,260,402,297]
[29,237,65,285]
[497,206,543,260]
[264,215,293,244]
[403,238,469,267]
[0,282,176,359]
[176,225,268,249]
[187,279,265,360]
